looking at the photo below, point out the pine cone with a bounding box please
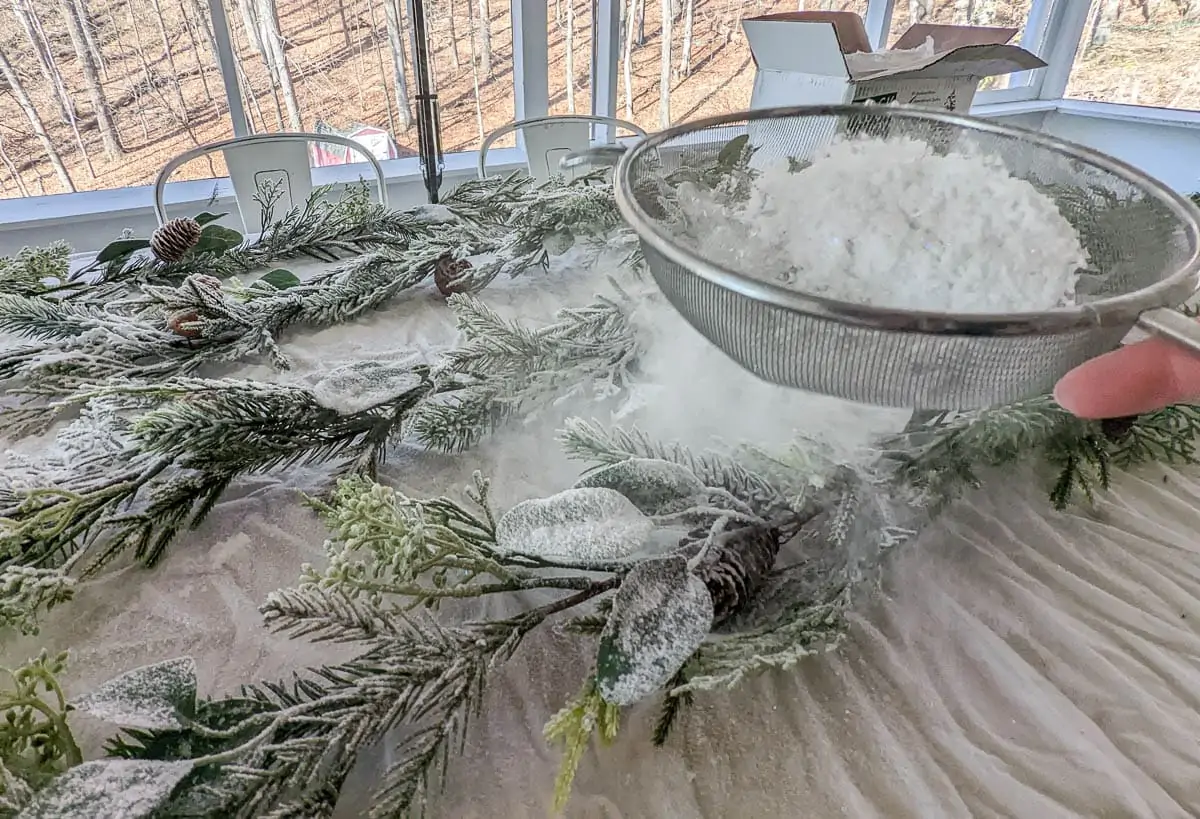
[434,255,473,297]
[677,524,781,622]
[150,217,203,262]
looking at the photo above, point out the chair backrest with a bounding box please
[477,115,648,182]
[153,132,390,234]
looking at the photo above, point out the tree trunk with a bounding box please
[623,0,635,118]
[149,0,192,123]
[239,0,264,54]
[1085,0,1122,51]
[0,133,30,197]
[565,0,575,112]
[659,0,671,127]
[476,0,492,77]
[382,0,413,129]
[636,0,645,46]
[446,0,460,68]
[59,0,123,157]
[678,0,694,76]
[179,0,216,104]
[11,0,75,123]
[335,0,351,46]
[257,0,301,129]
[467,0,485,144]
[71,0,108,79]
[0,45,75,191]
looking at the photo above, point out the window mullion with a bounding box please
[207,0,250,136]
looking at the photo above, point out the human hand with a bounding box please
[1054,334,1200,418]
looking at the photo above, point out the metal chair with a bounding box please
[153,132,389,234]
[477,115,647,182]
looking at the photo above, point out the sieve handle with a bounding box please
[560,145,628,171]
[1136,307,1200,354]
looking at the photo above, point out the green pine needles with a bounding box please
[3,161,1200,817]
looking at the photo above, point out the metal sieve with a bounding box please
[561,105,1200,410]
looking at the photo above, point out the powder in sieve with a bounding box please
[675,136,1088,313]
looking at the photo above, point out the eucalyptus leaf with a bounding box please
[595,555,714,706]
[192,224,244,255]
[495,487,653,561]
[15,759,193,819]
[255,268,301,290]
[74,657,198,730]
[574,458,706,516]
[95,238,151,263]
[192,211,227,226]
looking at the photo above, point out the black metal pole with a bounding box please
[406,0,443,203]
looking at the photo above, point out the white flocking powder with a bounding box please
[676,136,1088,313]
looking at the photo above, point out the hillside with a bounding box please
[0,0,1196,201]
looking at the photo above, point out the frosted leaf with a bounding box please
[574,458,707,515]
[542,228,575,257]
[310,360,426,414]
[16,759,193,819]
[494,487,653,561]
[595,555,714,706]
[74,657,197,730]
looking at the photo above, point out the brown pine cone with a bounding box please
[434,255,473,297]
[151,218,203,263]
[677,524,781,622]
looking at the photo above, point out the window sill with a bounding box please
[0,147,528,233]
[1053,99,1200,130]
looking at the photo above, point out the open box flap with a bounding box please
[893,23,1017,50]
[850,43,1046,81]
[742,18,851,76]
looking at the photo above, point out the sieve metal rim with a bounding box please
[611,104,1200,338]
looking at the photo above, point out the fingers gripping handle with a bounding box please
[1137,307,1200,355]
[560,145,628,172]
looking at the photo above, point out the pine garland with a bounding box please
[2,166,1200,818]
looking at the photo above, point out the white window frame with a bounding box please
[0,0,1194,238]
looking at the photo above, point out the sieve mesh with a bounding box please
[613,105,1200,410]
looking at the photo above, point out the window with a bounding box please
[1065,0,1200,112]
[549,0,594,117]
[886,0,1037,92]
[614,0,868,133]
[0,0,234,199]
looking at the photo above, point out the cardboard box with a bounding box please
[741,12,1046,113]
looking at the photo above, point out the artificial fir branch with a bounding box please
[544,677,620,813]
[889,398,1200,510]
[410,293,642,453]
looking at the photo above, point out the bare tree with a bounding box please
[238,0,264,54]
[636,0,645,46]
[59,0,124,158]
[382,0,413,129]
[565,0,575,112]
[178,0,217,105]
[148,0,193,123]
[10,0,75,123]
[678,0,694,76]
[1085,0,1122,51]
[0,44,75,191]
[257,0,302,129]
[446,0,461,68]
[466,0,485,144]
[0,132,30,197]
[71,0,108,79]
[659,0,671,127]
[622,0,636,118]
[476,0,491,76]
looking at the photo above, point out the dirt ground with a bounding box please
[0,0,1195,201]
